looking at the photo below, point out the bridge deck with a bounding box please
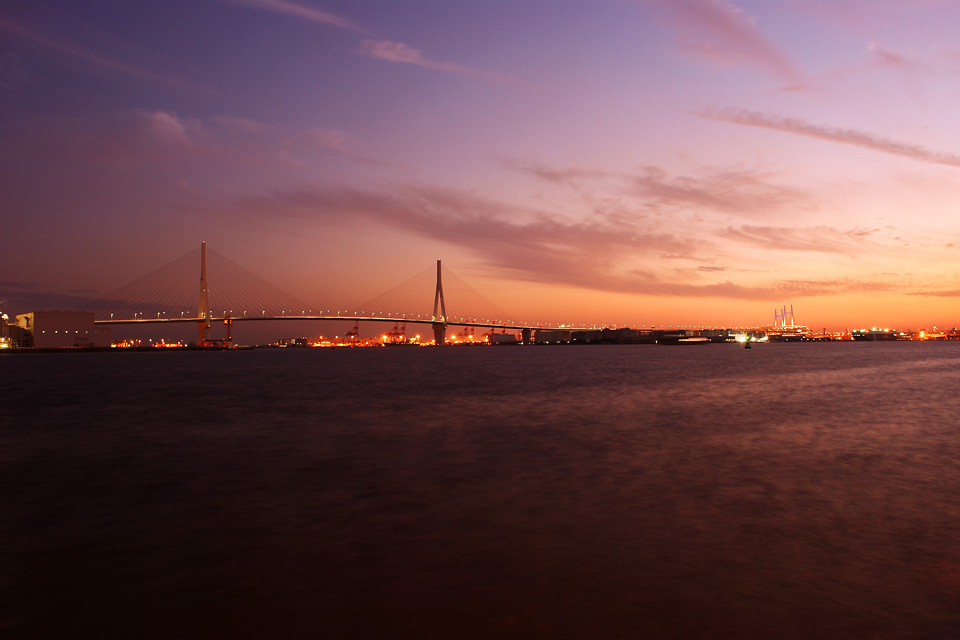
[94,316,595,331]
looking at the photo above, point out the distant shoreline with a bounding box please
[3,340,958,354]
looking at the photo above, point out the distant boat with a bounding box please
[744,341,751,350]
[852,329,898,341]
[672,336,711,344]
[655,335,711,345]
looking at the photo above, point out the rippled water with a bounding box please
[3,342,960,639]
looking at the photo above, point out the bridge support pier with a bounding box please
[432,322,447,346]
[197,320,210,345]
[521,328,531,344]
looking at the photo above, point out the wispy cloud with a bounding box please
[721,224,880,253]
[504,159,818,219]
[279,127,390,165]
[770,278,895,297]
[908,289,960,297]
[643,0,804,85]
[30,110,207,163]
[236,184,703,289]
[359,40,518,84]
[0,17,197,90]
[813,42,927,93]
[231,183,896,300]
[868,42,917,69]
[699,107,960,168]
[226,2,512,83]
[503,158,613,186]
[210,116,276,136]
[631,165,817,217]
[790,0,945,34]
[227,0,366,33]
[139,110,196,145]
[210,116,388,165]
[4,110,382,201]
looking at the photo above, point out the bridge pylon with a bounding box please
[431,259,447,345]
[197,241,211,344]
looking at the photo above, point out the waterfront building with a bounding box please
[14,311,112,348]
[486,331,517,344]
[534,330,572,344]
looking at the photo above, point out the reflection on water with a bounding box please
[2,343,960,638]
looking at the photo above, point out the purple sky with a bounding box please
[3,0,960,330]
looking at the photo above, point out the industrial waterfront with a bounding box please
[2,308,957,350]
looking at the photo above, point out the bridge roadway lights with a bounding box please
[432,322,446,346]
[521,328,531,344]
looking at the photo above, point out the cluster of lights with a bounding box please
[111,339,143,348]
[269,329,532,348]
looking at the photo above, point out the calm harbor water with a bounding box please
[2,342,960,639]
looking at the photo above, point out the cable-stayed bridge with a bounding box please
[82,243,594,344]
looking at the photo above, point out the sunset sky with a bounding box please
[3,0,960,330]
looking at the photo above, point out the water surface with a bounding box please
[2,343,960,638]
